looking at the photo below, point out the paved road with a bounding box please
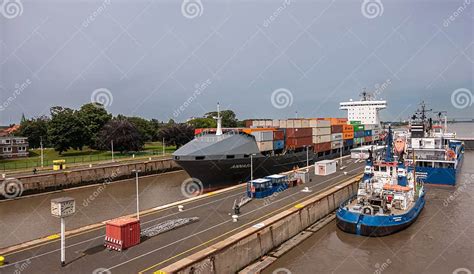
[0,158,364,274]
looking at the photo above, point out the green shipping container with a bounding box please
[353,125,365,131]
[350,121,362,125]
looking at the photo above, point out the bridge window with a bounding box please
[226,155,235,159]
[195,156,205,160]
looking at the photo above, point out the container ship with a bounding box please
[403,102,464,185]
[173,93,387,188]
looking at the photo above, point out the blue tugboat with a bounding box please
[336,127,425,237]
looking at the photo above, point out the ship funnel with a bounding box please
[216,102,223,136]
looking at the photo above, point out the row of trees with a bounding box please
[18,104,245,154]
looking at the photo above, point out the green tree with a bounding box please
[158,123,194,149]
[204,110,238,127]
[126,116,155,142]
[77,103,112,147]
[187,117,216,128]
[18,116,50,148]
[96,118,144,153]
[48,106,91,154]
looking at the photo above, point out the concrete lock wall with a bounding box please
[3,159,180,195]
[161,176,360,274]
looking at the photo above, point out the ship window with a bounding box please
[174,156,180,160]
[380,166,387,172]
[226,155,235,159]
[195,156,205,160]
[244,154,249,158]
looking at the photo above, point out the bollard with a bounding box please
[301,187,311,193]
[178,205,184,212]
[89,164,92,168]
[1,174,5,179]
[133,154,135,158]
[0,255,4,266]
[149,157,152,161]
[232,215,238,222]
[344,171,348,175]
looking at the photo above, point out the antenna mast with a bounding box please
[216,102,223,136]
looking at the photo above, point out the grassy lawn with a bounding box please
[0,142,176,171]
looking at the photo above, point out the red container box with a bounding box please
[313,142,331,152]
[331,125,343,133]
[286,128,312,138]
[273,130,285,140]
[285,136,312,148]
[105,217,141,251]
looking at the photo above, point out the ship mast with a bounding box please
[216,102,223,136]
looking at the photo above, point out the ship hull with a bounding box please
[175,150,341,188]
[336,192,425,237]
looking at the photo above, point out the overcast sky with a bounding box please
[0,0,472,124]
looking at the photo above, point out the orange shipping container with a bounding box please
[242,128,276,134]
[323,118,348,126]
[343,132,354,140]
[342,125,353,132]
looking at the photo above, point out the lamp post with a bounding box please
[162,138,165,156]
[51,197,75,267]
[250,154,256,181]
[40,136,44,168]
[111,140,114,162]
[132,169,141,219]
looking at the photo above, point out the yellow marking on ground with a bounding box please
[206,191,217,196]
[46,234,60,240]
[154,271,167,274]
[294,203,304,209]
[139,174,361,274]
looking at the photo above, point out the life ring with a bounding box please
[446,149,455,160]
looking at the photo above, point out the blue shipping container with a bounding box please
[273,140,284,150]
[354,131,365,138]
[364,130,372,137]
[344,139,354,146]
